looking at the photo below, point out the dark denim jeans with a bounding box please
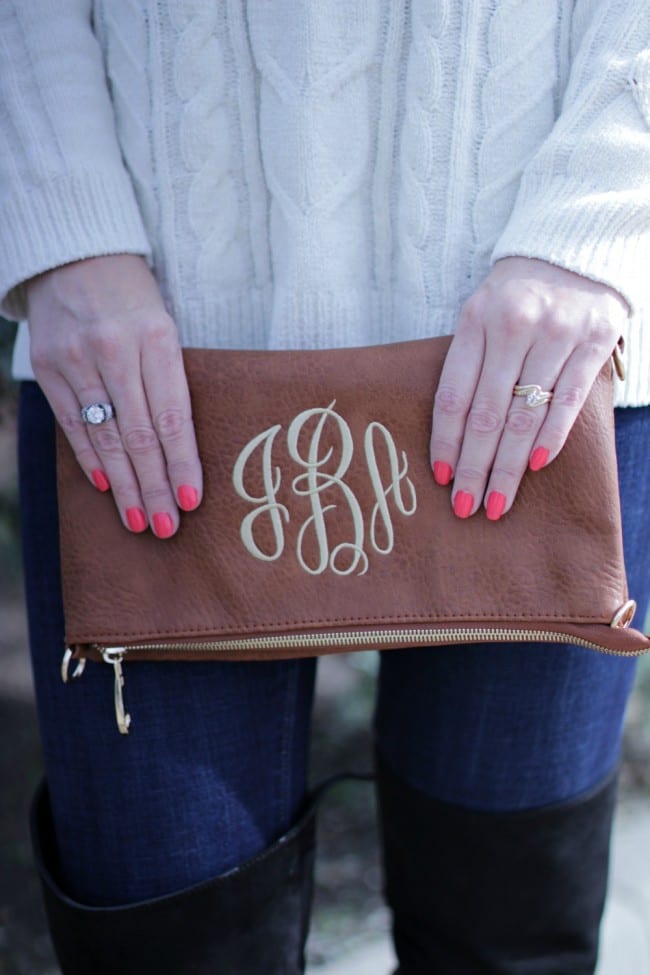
[18,381,650,907]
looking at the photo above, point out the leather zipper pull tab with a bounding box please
[101,648,132,735]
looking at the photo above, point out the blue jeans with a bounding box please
[18,381,650,907]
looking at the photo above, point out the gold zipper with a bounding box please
[61,616,643,736]
[102,626,628,656]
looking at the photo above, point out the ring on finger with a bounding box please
[512,384,553,408]
[81,402,116,425]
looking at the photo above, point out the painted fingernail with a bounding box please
[433,461,453,486]
[153,512,174,539]
[529,446,550,472]
[486,491,507,521]
[453,491,474,519]
[91,469,110,492]
[177,484,199,511]
[126,507,147,533]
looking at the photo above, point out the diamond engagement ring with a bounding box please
[81,402,115,425]
[512,384,553,408]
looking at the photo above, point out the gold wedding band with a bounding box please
[512,384,553,408]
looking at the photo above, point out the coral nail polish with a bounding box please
[486,491,506,521]
[91,469,110,492]
[153,512,174,539]
[126,507,147,533]
[177,484,199,511]
[529,446,550,472]
[433,461,453,486]
[453,491,474,519]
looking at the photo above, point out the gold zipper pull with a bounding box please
[102,648,132,735]
[610,599,637,629]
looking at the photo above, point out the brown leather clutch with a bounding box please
[56,336,650,734]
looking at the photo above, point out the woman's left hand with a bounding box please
[430,256,629,520]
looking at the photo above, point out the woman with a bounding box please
[2,2,650,972]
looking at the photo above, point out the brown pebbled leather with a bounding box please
[56,336,650,661]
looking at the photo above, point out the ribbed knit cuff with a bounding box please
[0,168,151,321]
[492,173,650,406]
[492,174,650,316]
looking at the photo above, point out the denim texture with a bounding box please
[18,381,650,906]
[376,404,650,808]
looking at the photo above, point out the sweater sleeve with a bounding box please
[0,0,151,321]
[491,0,650,317]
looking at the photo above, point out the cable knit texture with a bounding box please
[1,0,649,405]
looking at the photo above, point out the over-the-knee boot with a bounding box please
[376,754,617,975]
[31,779,316,975]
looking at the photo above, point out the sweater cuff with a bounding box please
[0,169,152,321]
[491,174,650,317]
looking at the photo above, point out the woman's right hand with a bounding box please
[26,253,202,538]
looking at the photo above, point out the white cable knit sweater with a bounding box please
[1,0,650,405]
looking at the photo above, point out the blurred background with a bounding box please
[1,317,649,974]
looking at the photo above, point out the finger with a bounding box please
[528,343,609,474]
[482,400,550,521]
[93,359,181,540]
[482,350,565,520]
[430,324,485,486]
[36,371,114,496]
[140,341,203,513]
[449,336,529,518]
[69,371,155,535]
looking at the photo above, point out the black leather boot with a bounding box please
[31,779,317,975]
[376,754,618,975]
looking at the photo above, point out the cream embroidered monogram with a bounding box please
[232,402,417,575]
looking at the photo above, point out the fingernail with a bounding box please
[433,461,453,486]
[126,507,147,533]
[177,484,199,511]
[486,491,506,521]
[529,446,550,471]
[453,491,474,519]
[91,469,110,492]
[153,512,174,539]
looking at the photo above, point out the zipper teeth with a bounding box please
[100,627,637,658]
